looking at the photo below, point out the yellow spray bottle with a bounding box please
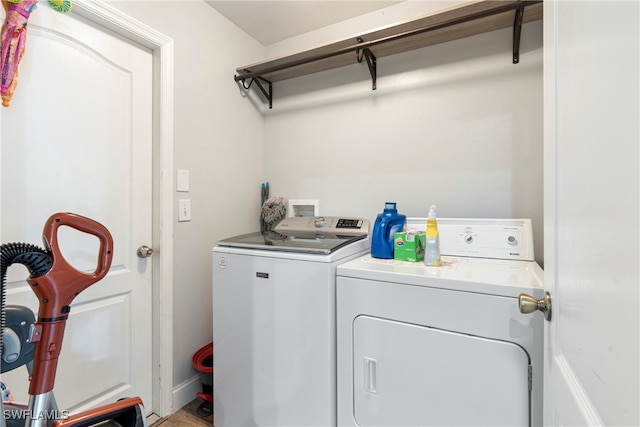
[424,205,441,266]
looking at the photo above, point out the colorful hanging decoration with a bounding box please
[0,0,72,107]
[46,0,70,14]
[0,0,37,107]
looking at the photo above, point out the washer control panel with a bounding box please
[276,216,370,236]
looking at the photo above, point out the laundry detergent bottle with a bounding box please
[371,202,406,259]
[424,205,441,266]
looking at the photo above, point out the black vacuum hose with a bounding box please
[0,242,53,356]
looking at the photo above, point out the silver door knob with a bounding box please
[518,292,552,321]
[137,245,154,258]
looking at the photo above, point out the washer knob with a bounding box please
[507,236,518,246]
[464,234,474,244]
[314,217,326,228]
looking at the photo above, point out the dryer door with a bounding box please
[353,316,531,426]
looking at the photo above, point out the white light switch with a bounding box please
[177,169,189,192]
[178,199,191,222]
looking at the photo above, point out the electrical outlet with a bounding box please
[179,199,191,222]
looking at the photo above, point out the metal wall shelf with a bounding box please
[235,0,543,108]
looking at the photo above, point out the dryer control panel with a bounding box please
[406,218,534,261]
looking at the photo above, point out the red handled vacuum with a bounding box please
[1,212,147,427]
[191,343,212,417]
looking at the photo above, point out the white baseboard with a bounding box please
[171,374,202,413]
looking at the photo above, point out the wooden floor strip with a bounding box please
[151,398,212,426]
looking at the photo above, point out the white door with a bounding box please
[0,3,153,415]
[544,0,639,425]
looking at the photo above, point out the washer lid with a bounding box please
[216,230,368,255]
[216,216,370,254]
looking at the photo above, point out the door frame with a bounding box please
[72,0,175,418]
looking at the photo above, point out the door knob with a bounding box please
[518,291,552,321]
[137,245,154,258]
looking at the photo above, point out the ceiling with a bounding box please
[205,1,404,45]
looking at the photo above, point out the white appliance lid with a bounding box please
[215,216,370,255]
[337,255,544,298]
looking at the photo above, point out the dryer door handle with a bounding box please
[364,357,378,394]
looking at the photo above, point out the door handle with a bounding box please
[137,245,154,258]
[364,357,377,394]
[518,291,552,321]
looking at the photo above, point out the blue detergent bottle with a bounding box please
[371,202,407,259]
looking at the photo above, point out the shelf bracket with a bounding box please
[512,0,525,64]
[238,75,273,109]
[356,38,377,90]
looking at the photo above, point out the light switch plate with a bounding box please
[177,170,189,192]
[178,199,191,222]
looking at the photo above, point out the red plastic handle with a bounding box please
[27,212,114,395]
[42,212,113,281]
[29,212,114,320]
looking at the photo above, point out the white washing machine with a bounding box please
[336,218,544,427]
[213,216,370,427]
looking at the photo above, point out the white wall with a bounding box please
[262,5,544,263]
[107,0,265,409]
[111,0,544,411]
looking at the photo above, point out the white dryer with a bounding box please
[336,218,544,427]
[213,216,370,427]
